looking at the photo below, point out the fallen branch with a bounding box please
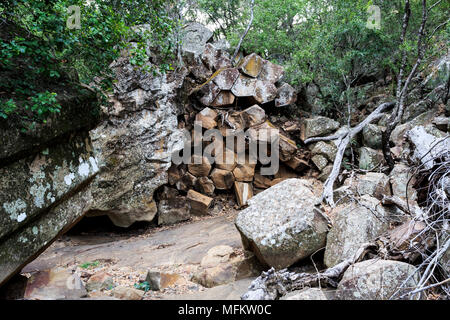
[241,244,372,300]
[308,102,394,207]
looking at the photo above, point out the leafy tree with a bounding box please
[0,0,178,124]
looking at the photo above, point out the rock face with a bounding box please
[336,259,419,300]
[358,147,385,170]
[181,22,213,56]
[235,179,329,269]
[324,195,391,267]
[87,55,186,228]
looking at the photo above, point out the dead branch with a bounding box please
[316,102,394,207]
[241,244,373,300]
[232,0,255,62]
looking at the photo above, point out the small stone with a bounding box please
[301,116,340,141]
[241,105,266,128]
[258,60,284,83]
[112,286,144,300]
[281,288,328,300]
[188,155,212,177]
[232,159,256,182]
[310,141,338,162]
[238,53,263,78]
[231,74,257,97]
[195,176,215,196]
[145,270,184,291]
[275,83,297,107]
[86,272,114,292]
[210,168,235,190]
[311,154,328,171]
[187,189,213,215]
[362,124,384,149]
[234,182,253,207]
[358,147,385,170]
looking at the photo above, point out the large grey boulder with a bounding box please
[235,179,329,269]
[280,288,328,300]
[301,116,340,141]
[324,195,391,267]
[336,259,419,300]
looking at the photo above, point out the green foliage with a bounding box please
[0,0,177,124]
[192,0,449,115]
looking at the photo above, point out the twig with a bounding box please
[232,0,255,62]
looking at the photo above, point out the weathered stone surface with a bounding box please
[23,268,87,300]
[0,185,92,286]
[311,154,328,171]
[0,90,98,161]
[157,196,190,226]
[0,132,97,241]
[318,164,333,182]
[407,125,450,170]
[234,182,253,207]
[112,286,144,300]
[213,68,240,90]
[210,168,235,190]
[310,141,338,162]
[89,58,185,228]
[280,288,328,300]
[389,163,417,201]
[343,172,391,200]
[198,81,221,106]
[254,80,278,104]
[241,105,266,128]
[362,124,384,149]
[201,43,232,70]
[232,158,256,182]
[275,83,297,107]
[231,74,257,97]
[195,176,215,196]
[145,270,184,291]
[259,60,284,83]
[285,157,309,172]
[86,272,114,292]
[181,22,213,57]
[215,148,237,171]
[188,155,212,177]
[196,107,218,129]
[253,172,273,189]
[211,90,235,107]
[358,147,385,170]
[336,259,419,300]
[324,195,391,267]
[187,190,213,215]
[301,116,340,141]
[279,135,298,162]
[239,53,263,78]
[235,179,329,269]
[176,171,197,192]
